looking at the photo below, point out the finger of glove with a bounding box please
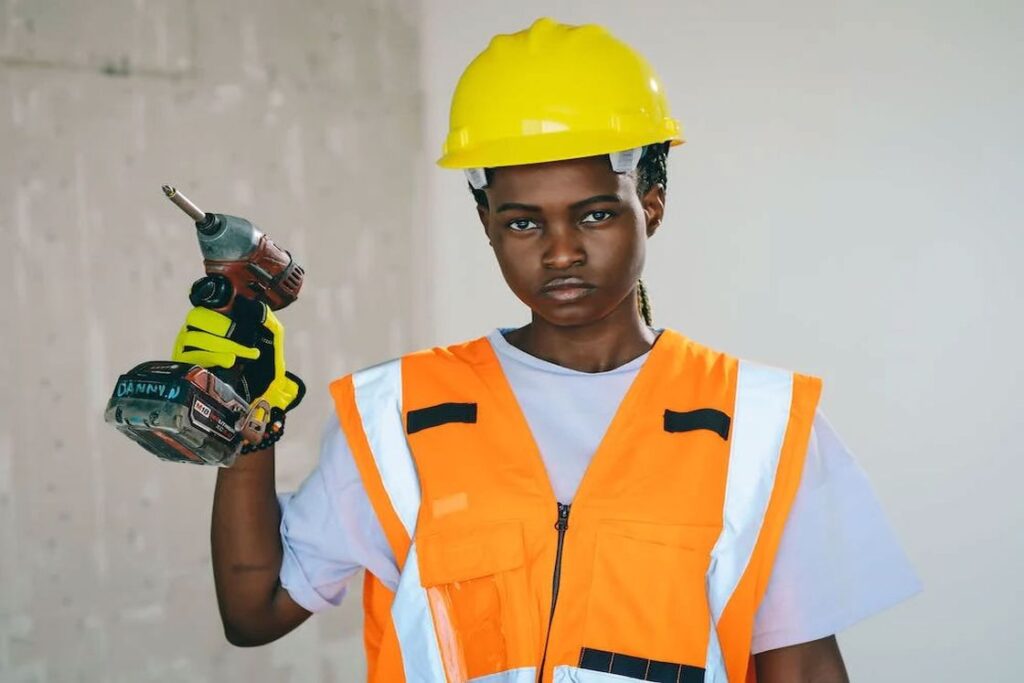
[177,329,260,360]
[258,376,299,412]
[261,307,283,335]
[184,306,235,336]
[280,376,300,405]
[174,349,238,369]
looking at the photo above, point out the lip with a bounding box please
[540,277,596,302]
[541,276,595,291]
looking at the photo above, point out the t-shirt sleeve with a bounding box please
[750,410,923,653]
[278,412,399,613]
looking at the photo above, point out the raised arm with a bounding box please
[211,444,311,646]
[171,302,309,645]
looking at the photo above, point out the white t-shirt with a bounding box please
[279,329,922,654]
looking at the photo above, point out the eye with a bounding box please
[506,218,539,231]
[581,210,615,224]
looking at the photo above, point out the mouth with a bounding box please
[540,276,596,302]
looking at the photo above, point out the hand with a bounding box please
[171,298,304,414]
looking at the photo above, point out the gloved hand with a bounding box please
[171,297,305,415]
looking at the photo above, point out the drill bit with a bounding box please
[162,184,206,221]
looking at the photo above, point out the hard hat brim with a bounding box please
[437,128,685,170]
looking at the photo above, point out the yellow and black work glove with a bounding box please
[172,297,305,451]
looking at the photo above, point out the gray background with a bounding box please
[3,0,1021,681]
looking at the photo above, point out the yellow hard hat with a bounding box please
[438,17,684,172]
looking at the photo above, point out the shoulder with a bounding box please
[328,335,494,390]
[754,408,923,650]
[662,328,823,386]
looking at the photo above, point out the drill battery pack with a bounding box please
[104,360,249,467]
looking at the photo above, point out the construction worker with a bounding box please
[177,17,921,683]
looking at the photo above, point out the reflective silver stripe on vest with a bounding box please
[353,360,446,682]
[354,360,421,536]
[704,361,794,683]
[551,666,639,682]
[469,667,538,683]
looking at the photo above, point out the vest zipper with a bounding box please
[537,502,571,683]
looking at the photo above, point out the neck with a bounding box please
[506,294,657,373]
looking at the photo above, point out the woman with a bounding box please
[177,17,920,683]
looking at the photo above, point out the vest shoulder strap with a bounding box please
[707,360,822,682]
[328,337,494,567]
[329,363,413,566]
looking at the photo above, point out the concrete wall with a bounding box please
[421,1,1023,681]
[1,0,424,680]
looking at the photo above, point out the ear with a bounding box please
[641,184,666,238]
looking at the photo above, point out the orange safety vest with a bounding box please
[329,330,821,683]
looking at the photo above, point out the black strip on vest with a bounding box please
[663,408,731,440]
[406,402,477,434]
[579,648,706,683]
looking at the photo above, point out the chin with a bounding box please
[532,301,608,328]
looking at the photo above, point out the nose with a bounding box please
[542,223,586,270]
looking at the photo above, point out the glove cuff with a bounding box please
[283,371,306,412]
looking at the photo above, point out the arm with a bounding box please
[754,635,849,683]
[172,303,310,644]
[211,444,312,646]
[751,411,921,676]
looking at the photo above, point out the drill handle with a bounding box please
[219,296,267,349]
[194,295,267,402]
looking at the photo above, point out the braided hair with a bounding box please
[470,142,669,326]
[633,143,669,327]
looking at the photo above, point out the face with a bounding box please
[477,155,665,327]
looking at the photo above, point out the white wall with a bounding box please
[422,1,1023,680]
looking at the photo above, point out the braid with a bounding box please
[637,279,653,326]
[635,144,665,328]
[635,141,669,197]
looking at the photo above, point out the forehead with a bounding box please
[486,155,632,204]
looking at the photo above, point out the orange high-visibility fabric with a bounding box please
[330,376,409,682]
[330,330,820,682]
[362,572,409,683]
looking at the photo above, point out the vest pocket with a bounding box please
[418,520,536,680]
[584,524,713,669]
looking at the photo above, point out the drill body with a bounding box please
[190,212,304,314]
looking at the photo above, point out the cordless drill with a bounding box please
[104,186,305,467]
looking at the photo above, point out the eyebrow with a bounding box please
[495,194,623,213]
[495,202,540,213]
[570,194,621,210]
